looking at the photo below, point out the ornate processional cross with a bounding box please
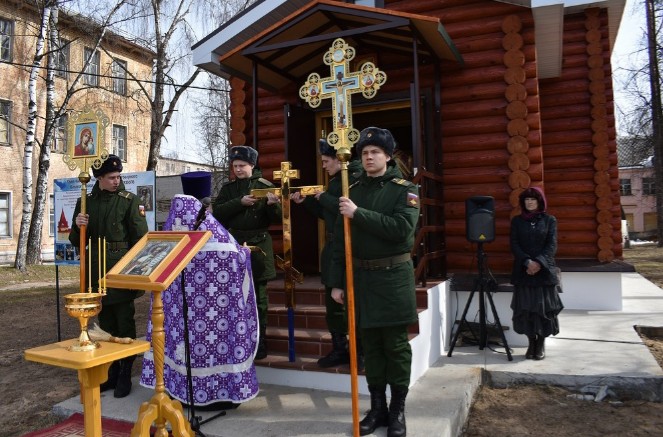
[250,161,322,309]
[299,38,386,154]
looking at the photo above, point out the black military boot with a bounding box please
[387,386,408,437]
[318,332,350,368]
[359,385,389,436]
[533,335,546,360]
[100,361,119,392]
[114,356,135,398]
[525,335,537,359]
[255,326,267,360]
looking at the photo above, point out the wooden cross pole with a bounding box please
[299,38,386,437]
[251,161,322,362]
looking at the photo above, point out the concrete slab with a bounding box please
[52,273,663,436]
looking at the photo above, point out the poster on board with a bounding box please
[53,171,156,265]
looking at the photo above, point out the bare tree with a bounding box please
[14,0,130,269]
[616,0,663,245]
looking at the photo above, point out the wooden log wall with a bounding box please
[388,0,542,274]
[538,8,622,261]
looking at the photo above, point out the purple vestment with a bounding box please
[140,194,260,405]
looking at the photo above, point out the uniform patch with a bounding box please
[407,192,419,207]
[139,205,146,217]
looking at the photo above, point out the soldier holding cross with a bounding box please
[212,145,282,360]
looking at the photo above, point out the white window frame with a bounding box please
[0,17,12,62]
[0,191,12,237]
[51,114,68,153]
[83,47,100,86]
[0,99,11,145]
[111,58,127,95]
[112,124,127,161]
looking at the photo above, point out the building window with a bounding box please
[0,18,12,62]
[111,59,127,95]
[83,47,100,86]
[49,194,55,237]
[619,178,632,196]
[54,38,69,78]
[643,177,656,195]
[0,192,11,237]
[51,114,68,153]
[0,99,11,145]
[112,124,126,161]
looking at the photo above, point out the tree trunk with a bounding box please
[645,0,663,246]
[15,3,51,271]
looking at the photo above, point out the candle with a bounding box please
[103,238,107,293]
[88,237,92,292]
[98,237,101,293]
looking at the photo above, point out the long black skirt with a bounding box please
[510,284,564,337]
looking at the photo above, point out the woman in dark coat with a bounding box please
[510,187,564,360]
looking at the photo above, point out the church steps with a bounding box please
[257,275,431,372]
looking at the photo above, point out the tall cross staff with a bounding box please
[250,161,322,361]
[300,38,386,437]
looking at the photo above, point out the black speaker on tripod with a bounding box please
[466,196,495,243]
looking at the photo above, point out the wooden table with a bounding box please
[24,339,150,437]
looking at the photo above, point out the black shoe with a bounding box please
[255,338,267,360]
[100,361,119,392]
[387,386,408,437]
[360,385,389,436]
[525,335,536,360]
[318,332,350,368]
[113,357,134,398]
[533,336,546,360]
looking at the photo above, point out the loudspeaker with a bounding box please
[466,196,495,243]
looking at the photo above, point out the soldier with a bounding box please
[213,145,282,360]
[69,154,148,398]
[291,139,362,368]
[329,127,419,437]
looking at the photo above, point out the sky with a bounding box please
[162,0,647,164]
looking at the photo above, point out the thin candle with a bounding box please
[103,238,107,293]
[88,237,92,292]
[98,237,101,293]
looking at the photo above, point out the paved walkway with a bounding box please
[53,273,663,436]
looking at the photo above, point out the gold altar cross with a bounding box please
[251,161,322,309]
[300,38,386,153]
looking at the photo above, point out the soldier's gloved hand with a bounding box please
[331,288,344,304]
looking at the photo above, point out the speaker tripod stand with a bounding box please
[447,243,512,361]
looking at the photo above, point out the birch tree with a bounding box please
[16,0,129,269]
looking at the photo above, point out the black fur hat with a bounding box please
[229,145,258,166]
[92,154,123,178]
[355,127,395,157]
[319,139,336,157]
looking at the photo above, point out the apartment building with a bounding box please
[0,0,154,262]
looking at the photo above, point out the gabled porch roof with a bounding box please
[192,0,462,92]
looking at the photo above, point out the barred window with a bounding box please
[111,59,127,95]
[112,124,126,161]
[83,47,100,86]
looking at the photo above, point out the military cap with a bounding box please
[319,138,336,157]
[229,145,258,166]
[181,171,212,200]
[92,154,123,178]
[355,127,395,157]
